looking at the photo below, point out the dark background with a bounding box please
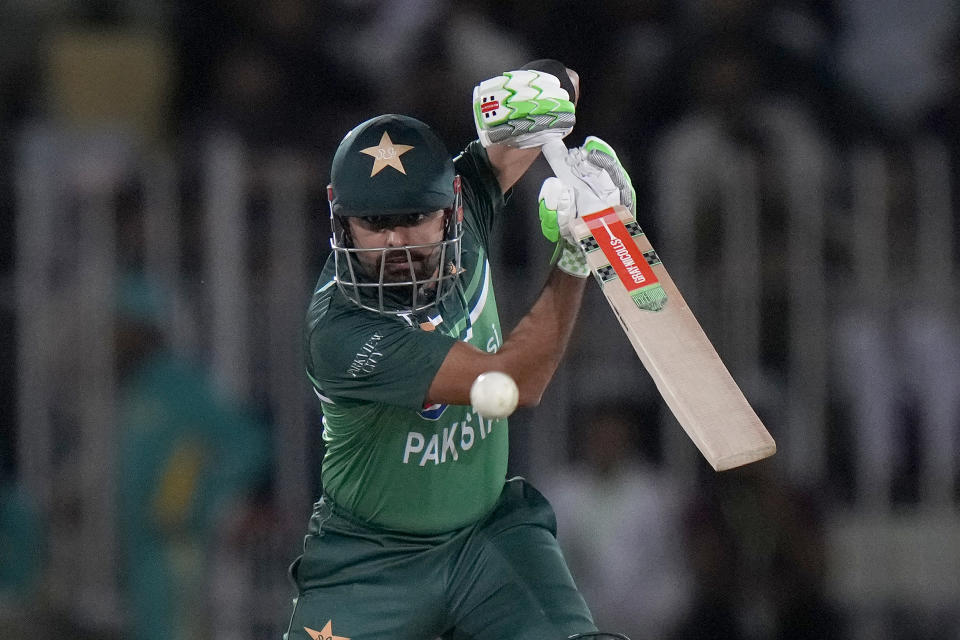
[1,1,959,639]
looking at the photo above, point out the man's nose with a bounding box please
[383,227,406,247]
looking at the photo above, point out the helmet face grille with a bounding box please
[329,184,464,316]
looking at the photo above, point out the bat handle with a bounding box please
[542,139,573,181]
[541,139,607,213]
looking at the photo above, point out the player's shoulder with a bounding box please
[453,139,488,171]
[306,286,449,391]
[306,256,359,324]
[455,140,497,186]
[305,273,339,331]
[307,280,413,345]
[453,141,504,238]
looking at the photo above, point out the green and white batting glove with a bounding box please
[538,177,589,278]
[565,136,637,214]
[473,69,575,149]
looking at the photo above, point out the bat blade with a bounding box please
[572,205,775,470]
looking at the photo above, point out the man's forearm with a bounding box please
[486,145,542,193]
[426,267,586,407]
[493,267,587,406]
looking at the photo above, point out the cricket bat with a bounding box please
[543,140,776,471]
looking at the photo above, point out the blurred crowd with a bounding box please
[1,1,959,639]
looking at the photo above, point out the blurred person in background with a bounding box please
[765,485,845,640]
[649,29,836,377]
[920,23,960,137]
[669,491,747,640]
[0,473,44,637]
[920,23,960,229]
[114,273,270,640]
[669,471,845,640]
[543,402,689,639]
[173,0,374,156]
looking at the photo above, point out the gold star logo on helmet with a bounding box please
[360,132,414,176]
[304,620,350,640]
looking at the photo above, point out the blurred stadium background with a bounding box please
[1,1,959,639]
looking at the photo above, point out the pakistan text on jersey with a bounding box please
[346,332,385,378]
[402,410,497,466]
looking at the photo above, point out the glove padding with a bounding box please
[538,177,589,278]
[473,69,575,149]
[561,136,636,215]
[538,176,576,244]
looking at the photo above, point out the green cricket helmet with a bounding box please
[327,114,464,315]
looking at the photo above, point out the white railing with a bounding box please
[14,126,312,636]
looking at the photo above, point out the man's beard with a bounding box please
[358,246,443,285]
[335,239,460,313]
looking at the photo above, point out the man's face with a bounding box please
[346,210,447,282]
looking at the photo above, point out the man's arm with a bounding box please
[426,268,586,407]
[429,134,637,409]
[477,66,580,193]
[486,145,543,193]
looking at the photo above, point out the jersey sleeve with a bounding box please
[454,141,505,250]
[306,299,458,410]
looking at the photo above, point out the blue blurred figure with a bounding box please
[114,273,270,640]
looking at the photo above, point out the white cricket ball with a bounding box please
[470,371,519,419]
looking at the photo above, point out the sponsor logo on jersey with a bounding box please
[418,402,449,420]
[346,332,384,378]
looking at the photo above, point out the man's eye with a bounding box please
[359,212,431,230]
[360,216,394,230]
[388,214,426,227]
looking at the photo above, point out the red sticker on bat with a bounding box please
[583,208,659,292]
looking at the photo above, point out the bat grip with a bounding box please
[542,139,574,183]
[542,139,607,213]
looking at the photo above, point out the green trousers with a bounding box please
[283,477,596,640]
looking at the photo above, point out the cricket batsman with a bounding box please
[283,59,636,640]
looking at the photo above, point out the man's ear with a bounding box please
[338,216,354,247]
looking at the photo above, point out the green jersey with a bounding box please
[305,141,509,534]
